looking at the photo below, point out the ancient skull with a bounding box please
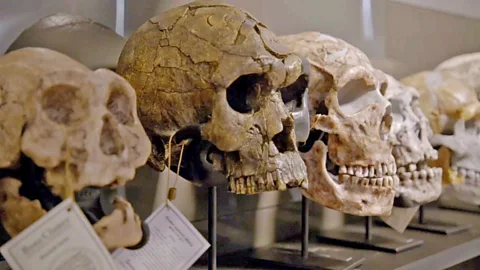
[0,47,150,249]
[117,0,310,194]
[278,32,396,216]
[436,53,480,98]
[402,71,480,205]
[384,74,442,207]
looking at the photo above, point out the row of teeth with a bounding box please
[398,167,442,182]
[339,175,398,187]
[452,167,480,179]
[228,172,306,195]
[339,163,396,178]
[397,163,429,173]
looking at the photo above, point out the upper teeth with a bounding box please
[452,167,480,186]
[340,163,395,178]
[338,164,396,188]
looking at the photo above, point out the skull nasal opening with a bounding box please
[226,74,267,114]
[272,117,296,153]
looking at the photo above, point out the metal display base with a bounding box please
[249,246,365,270]
[317,217,423,253]
[248,197,365,270]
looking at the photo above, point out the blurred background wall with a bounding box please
[1,0,480,255]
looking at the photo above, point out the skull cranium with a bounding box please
[436,53,480,98]
[402,70,480,205]
[279,32,396,216]
[384,74,442,207]
[117,0,310,194]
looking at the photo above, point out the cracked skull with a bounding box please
[117,0,310,194]
[279,32,396,216]
[384,74,441,207]
[402,71,480,205]
[0,47,150,197]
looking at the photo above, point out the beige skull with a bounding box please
[436,53,480,97]
[384,74,441,207]
[0,47,150,197]
[117,0,309,194]
[279,32,396,216]
[401,71,480,205]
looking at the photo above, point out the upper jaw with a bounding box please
[225,152,308,195]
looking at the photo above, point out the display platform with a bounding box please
[192,207,480,270]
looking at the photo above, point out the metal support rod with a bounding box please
[301,196,309,259]
[418,205,424,224]
[365,216,372,241]
[208,186,217,270]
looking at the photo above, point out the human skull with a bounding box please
[117,0,310,194]
[436,53,480,98]
[0,47,150,249]
[401,71,480,205]
[384,74,442,207]
[278,32,396,216]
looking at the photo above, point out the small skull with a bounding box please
[402,71,480,205]
[279,32,396,216]
[0,47,150,196]
[117,0,310,194]
[384,74,442,207]
[436,53,480,98]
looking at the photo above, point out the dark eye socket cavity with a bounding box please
[280,74,308,112]
[226,74,266,114]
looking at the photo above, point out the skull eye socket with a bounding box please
[41,84,89,125]
[280,74,308,112]
[337,79,377,115]
[226,74,265,114]
[107,85,134,126]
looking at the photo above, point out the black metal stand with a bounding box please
[406,206,471,235]
[317,216,423,253]
[248,196,365,270]
[208,186,217,270]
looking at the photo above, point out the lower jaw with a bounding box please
[451,184,480,205]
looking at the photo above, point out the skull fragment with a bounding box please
[402,71,480,205]
[278,32,396,216]
[117,0,310,194]
[0,47,150,249]
[384,74,442,207]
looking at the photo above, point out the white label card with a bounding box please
[113,201,210,270]
[0,198,117,270]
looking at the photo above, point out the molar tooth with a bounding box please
[277,178,287,191]
[383,164,389,175]
[385,176,393,187]
[239,177,246,194]
[369,166,375,177]
[377,177,384,187]
[348,166,354,175]
[409,164,417,172]
[388,163,394,175]
[420,170,427,180]
[370,178,377,186]
[340,174,350,184]
[413,171,420,180]
[363,167,369,177]
[266,173,275,191]
[377,164,383,176]
[398,167,406,174]
[351,176,360,185]
[392,163,397,174]
[459,168,466,176]
[355,166,363,177]
[339,165,347,174]
[361,178,369,186]
[401,172,412,181]
[427,168,434,178]
[257,176,266,192]
[229,177,236,193]
[393,175,400,187]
